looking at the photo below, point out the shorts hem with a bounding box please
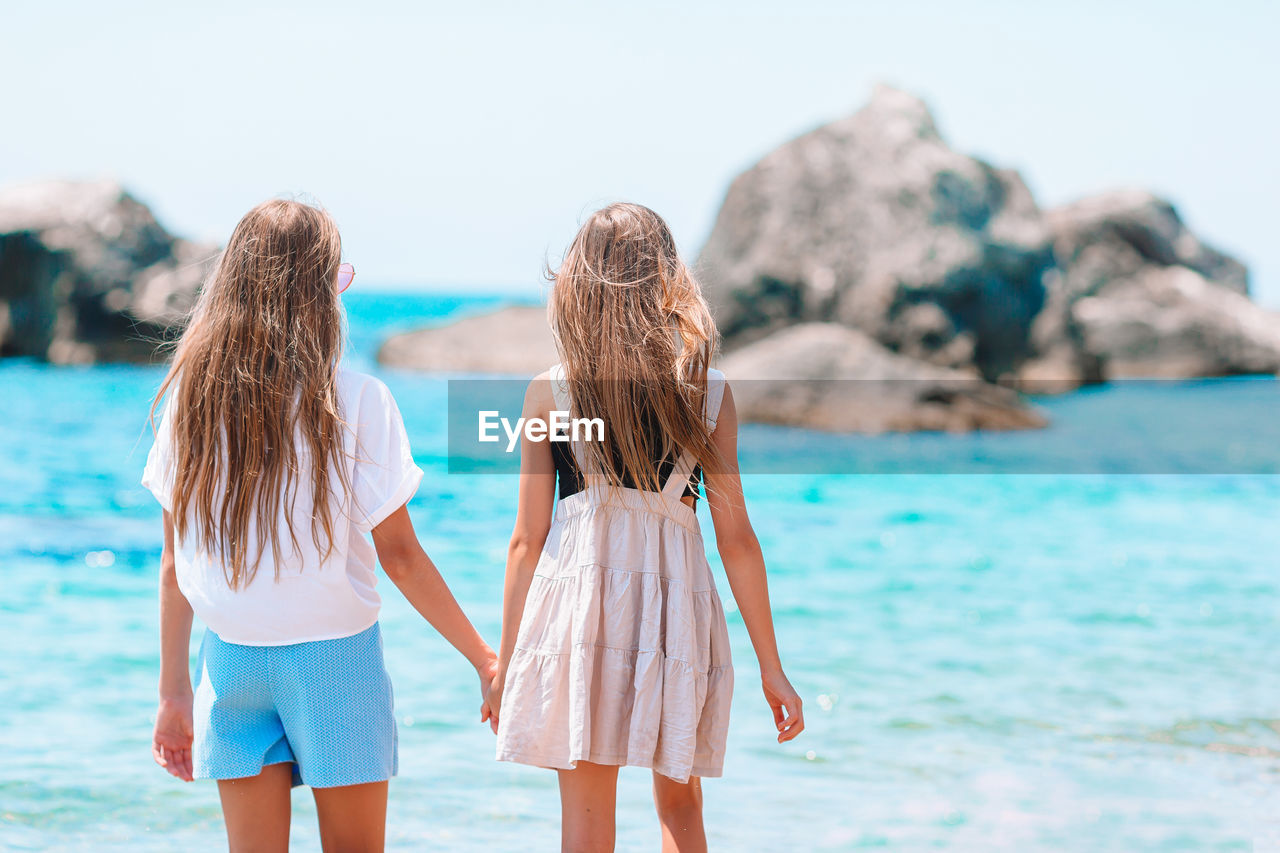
[302,768,398,789]
[195,760,396,789]
[193,758,296,782]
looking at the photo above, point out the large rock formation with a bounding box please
[698,85,1279,391]
[1019,190,1280,383]
[378,305,556,375]
[720,323,1045,433]
[697,84,1054,381]
[0,180,216,363]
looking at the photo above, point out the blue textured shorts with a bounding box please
[192,623,397,788]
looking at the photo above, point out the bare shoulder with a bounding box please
[714,380,738,427]
[525,370,556,416]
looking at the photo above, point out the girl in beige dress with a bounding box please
[486,203,804,852]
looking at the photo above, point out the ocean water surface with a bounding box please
[1,292,1278,851]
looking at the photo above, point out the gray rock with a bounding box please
[1019,190,1280,383]
[719,323,1045,433]
[377,305,557,375]
[696,86,1279,392]
[0,180,216,363]
[696,84,1054,381]
[1071,266,1280,378]
[1048,190,1249,296]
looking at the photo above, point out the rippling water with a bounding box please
[2,293,1278,851]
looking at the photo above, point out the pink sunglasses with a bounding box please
[337,262,356,293]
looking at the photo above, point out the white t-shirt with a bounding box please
[142,367,423,646]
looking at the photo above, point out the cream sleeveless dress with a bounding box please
[495,366,734,782]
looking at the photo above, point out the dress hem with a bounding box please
[496,748,724,783]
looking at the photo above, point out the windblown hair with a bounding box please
[151,199,348,588]
[549,202,722,493]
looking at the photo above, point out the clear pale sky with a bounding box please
[4,0,1277,306]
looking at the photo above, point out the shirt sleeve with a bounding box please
[350,378,423,532]
[140,395,176,512]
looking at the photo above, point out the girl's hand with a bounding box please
[761,668,804,743]
[152,695,195,781]
[478,658,501,733]
[482,666,506,735]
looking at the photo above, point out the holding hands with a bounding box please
[479,658,502,733]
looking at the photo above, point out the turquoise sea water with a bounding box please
[2,293,1278,851]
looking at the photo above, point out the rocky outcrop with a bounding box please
[698,86,1280,391]
[1018,190,1280,383]
[697,84,1054,382]
[0,180,215,363]
[720,324,1045,433]
[378,305,556,375]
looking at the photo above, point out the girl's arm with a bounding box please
[372,507,499,713]
[153,511,195,781]
[486,376,557,731]
[704,385,805,743]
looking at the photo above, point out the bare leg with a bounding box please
[312,781,388,853]
[217,762,293,853]
[557,761,619,853]
[652,773,707,853]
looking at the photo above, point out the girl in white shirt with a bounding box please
[144,199,497,851]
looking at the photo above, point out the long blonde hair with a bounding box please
[152,199,348,588]
[549,203,721,492]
